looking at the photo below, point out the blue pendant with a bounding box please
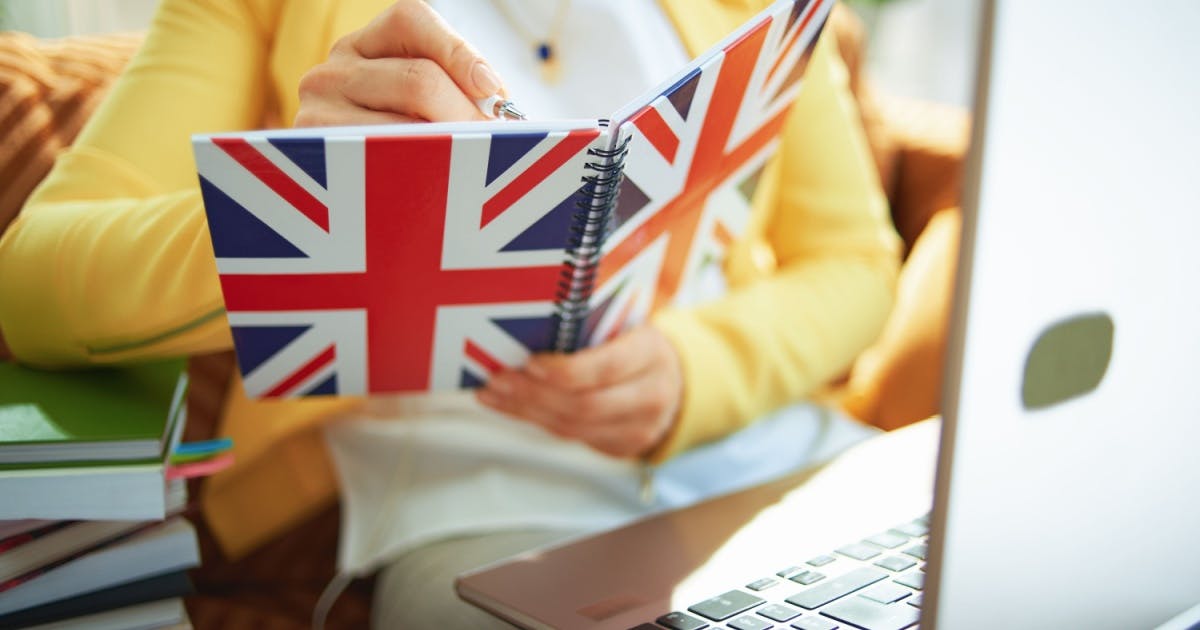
[535,41,561,83]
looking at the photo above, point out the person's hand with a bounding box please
[294,0,505,126]
[476,325,684,459]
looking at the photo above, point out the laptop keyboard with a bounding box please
[636,515,930,630]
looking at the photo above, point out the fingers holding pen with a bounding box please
[350,0,506,101]
[305,56,486,123]
[295,0,509,127]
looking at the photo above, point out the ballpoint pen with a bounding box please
[475,95,526,120]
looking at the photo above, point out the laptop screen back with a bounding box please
[927,1,1200,627]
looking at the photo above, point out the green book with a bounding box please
[0,360,187,465]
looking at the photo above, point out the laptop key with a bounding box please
[656,611,710,630]
[874,555,917,572]
[908,593,924,608]
[894,571,924,591]
[777,566,806,579]
[891,521,930,538]
[806,554,837,567]
[747,577,780,592]
[791,616,840,630]
[865,532,909,549]
[835,543,881,561]
[688,590,764,621]
[785,567,888,609]
[789,570,826,586]
[859,582,912,605]
[758,603,802,622]
[821,596,921,630]
[901,543,927,561]
[729,614,774,630]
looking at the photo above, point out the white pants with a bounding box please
[372,528,579,628]
[366,405,879,628]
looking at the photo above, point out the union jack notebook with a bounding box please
[193,0,833,398]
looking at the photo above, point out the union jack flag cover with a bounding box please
[195,124,609,396]
[193,0,831,397]
[583,0,833,347]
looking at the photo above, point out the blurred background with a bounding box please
[0,0,982,107]
[0,0,158,39]
[848,0,981,107]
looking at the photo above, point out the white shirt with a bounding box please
[428,0,690,119]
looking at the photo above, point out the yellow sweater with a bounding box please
[0,0,898,557]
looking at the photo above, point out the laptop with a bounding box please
[455,1,1200,628]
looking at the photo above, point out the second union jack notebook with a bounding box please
[193,0,833,397]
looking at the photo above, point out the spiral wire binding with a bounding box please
[552,131,631,352]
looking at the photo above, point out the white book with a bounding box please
[0,520,53,541]
[0,517,199,615]
[0,479,188,583]
[0,521,143,584]
[23,597,186,630]
[0,409,188,521]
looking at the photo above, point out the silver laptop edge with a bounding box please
[922,0,995,625]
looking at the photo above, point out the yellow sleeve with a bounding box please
[650,33,902,461]
[0,0,275,366]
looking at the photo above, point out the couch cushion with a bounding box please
[839,207,961,430]
[0,31,142,235]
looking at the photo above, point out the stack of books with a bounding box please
[0,360,227,629]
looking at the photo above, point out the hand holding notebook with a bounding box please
[193,0,834,398]
[478,323,683,458]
